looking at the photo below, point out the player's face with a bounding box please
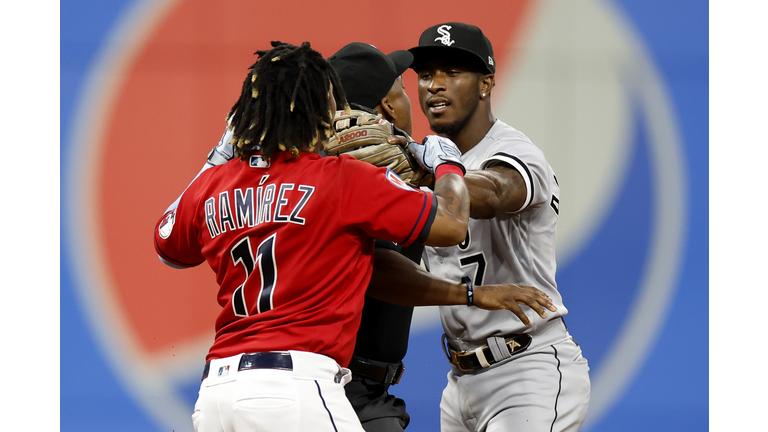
[385,76,413,136]
[328,82,337,116]
[415,59,482,137]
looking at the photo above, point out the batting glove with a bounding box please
[206,126,236,166]
[408,135,466,175]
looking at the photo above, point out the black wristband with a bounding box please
[462,276,474,306]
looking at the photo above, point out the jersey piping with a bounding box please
[315,381,340,432]
[410,192,438,245]
[154,236,205,268]
[482,152,535,212]
[550,344,563,432]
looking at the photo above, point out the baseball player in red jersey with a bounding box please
[154,41,471,432]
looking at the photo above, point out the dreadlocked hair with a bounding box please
[226,41,348,160]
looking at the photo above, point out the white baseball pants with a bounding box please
[192,350,365,432]
[440,320,591,432]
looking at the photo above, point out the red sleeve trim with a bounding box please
[401,191,437,247]
[154,236,205,268]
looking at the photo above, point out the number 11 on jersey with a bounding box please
[230,233,278,316]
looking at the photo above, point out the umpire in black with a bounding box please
[328,42,419,432]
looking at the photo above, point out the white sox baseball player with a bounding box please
[408,23,592,432]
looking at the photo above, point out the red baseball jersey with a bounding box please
[154,151,436,366]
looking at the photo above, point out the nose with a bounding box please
[427,72,446,93]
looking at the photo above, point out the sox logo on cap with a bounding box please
[435,25,455,46]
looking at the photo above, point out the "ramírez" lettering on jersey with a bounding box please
[204,184,315,239]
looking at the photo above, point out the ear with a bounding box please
[479,74,495,99]
[377,99,397,124]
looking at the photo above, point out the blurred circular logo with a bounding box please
[66,0,685,430]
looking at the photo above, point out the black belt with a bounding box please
[347,356,405,385]
[202,352,293,381]
[445,333,532,372]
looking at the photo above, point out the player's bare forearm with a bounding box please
[436,173,470,221]
[465,166,527,219]
[367,249,557,325]
[426,173,470,246]
[367,248,468,306]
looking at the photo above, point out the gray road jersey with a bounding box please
[424,119,566,349]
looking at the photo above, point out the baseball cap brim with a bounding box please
[387,50,414,76]
[329,43,413,110]
[408,45,493,74]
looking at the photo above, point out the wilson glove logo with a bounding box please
[340,129,368,143]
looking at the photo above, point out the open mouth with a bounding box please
[427,98,451,115]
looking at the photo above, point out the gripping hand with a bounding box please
[407,135,465,175]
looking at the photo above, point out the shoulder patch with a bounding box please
[385,169,416,192]
[158,209,176,239]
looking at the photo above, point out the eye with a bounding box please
[418,72,432,80]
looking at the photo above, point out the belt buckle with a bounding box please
[449,349,475,372]
[387,362,405,385]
